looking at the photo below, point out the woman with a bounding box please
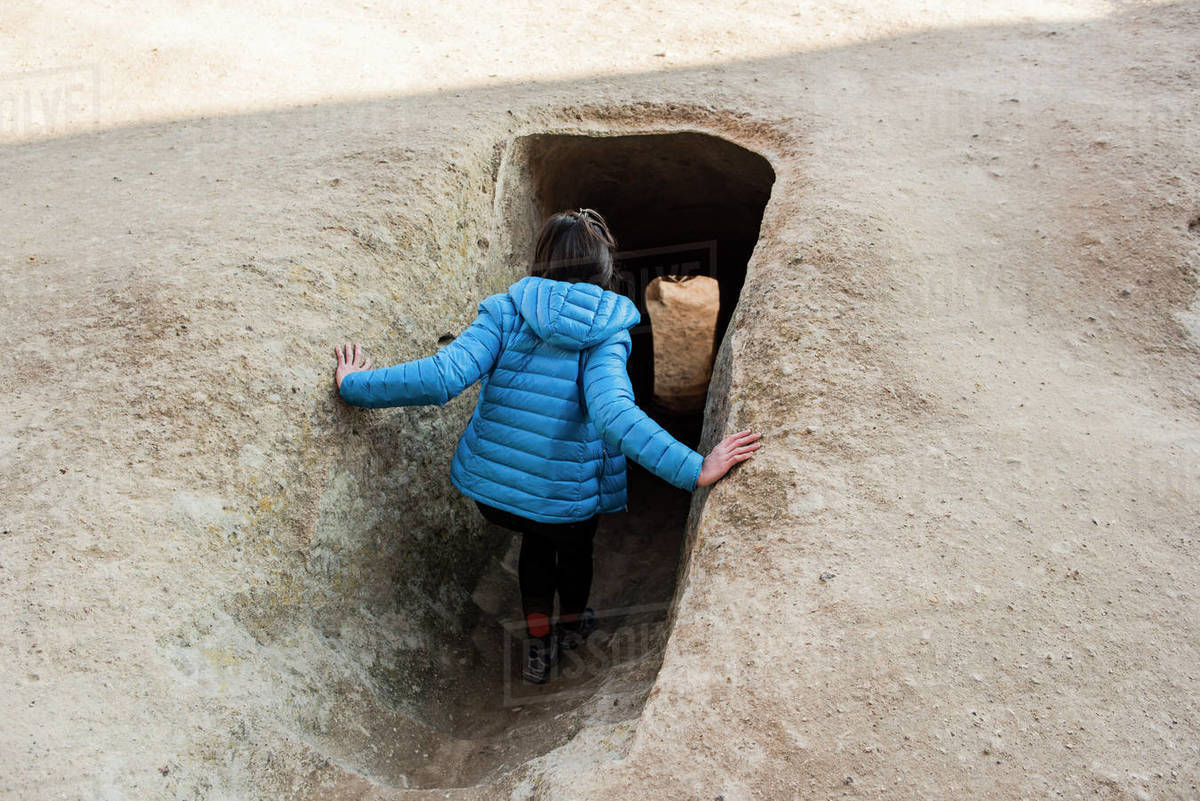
[334,208,761,684]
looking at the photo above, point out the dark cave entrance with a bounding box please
[521,131,775,412]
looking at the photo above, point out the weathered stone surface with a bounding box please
[646,277,720,413]
[3,3,1200,800]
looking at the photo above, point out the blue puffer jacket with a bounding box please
[338,275,704,523]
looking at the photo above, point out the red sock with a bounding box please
[526,613,550,638]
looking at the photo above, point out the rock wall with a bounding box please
[1,105,532,796]
[3,3,1200,800]
[645,276,721,412]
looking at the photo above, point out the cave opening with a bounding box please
[369,130,774,789]
[519,131,776,415]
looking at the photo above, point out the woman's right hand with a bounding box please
[334,342,373,392]
[696,429,762,487]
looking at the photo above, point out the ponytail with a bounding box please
[530,208,621,291]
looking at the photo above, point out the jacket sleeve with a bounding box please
[338,296,505,408]
[582,331,704,492]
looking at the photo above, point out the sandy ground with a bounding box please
[1,1,1120,144]
[3,1,1200,799]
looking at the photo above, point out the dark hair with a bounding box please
[530,208,620,291]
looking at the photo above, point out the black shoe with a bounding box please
[523,632,557,684]
[556,608,597,651]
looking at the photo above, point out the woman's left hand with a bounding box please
[334,342,373,391]
[696,429,762,487]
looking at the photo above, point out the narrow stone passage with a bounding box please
[396,412,701,788]
[341,129,774,790]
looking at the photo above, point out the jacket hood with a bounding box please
[508,275,640,351]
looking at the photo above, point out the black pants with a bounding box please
[474,501,599,625]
